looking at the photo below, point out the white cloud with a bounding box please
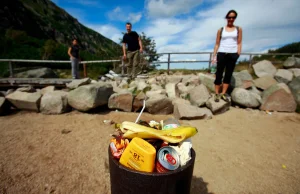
[87,24,122,43]
[146,0,203,18]
[107,6,142,24]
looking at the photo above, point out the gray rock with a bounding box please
[129,80,138,88]
[188,84,210,107]
[17,86,36,93]
[146,96,173,115]
[167,75,182,84]
[165,83,179,99]
[231,88,261,108]
[147,77,157,85]
[150,84,163,91]
[0,97,10,116]
[198,73,215,92]
[274,69,293,84]
[108,92,133,112]
[206,96,231,115]
[172,98,191,106]
[253,60,277,78]
[260,83,297,112]
[66,78,91,89]
[248,86,262,98]
[177,83,189,94]
[14,68,58,78]
[253,76,278,90]
[67,83,113,112]
[41,86,55,95]
[132,92,146,112]
[283,57,300,69]
[288,76,300,106]
[6,89,15,96]
[288,68,300,77]
[137,80,149,91]
[146,90,167,99]
[40,91,70,114]
[231,70,253,88]
[6,91,42,112]
[174,103,212,120]
[118,79,129,89]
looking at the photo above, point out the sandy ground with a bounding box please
[0,108,300,194]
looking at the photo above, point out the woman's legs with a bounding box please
[222,53,239,94]
[214,52,226,94]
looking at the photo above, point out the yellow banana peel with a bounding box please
[120,121,198,143]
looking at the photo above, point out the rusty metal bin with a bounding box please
[108,147,196,194]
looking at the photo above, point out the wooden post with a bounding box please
[248,54,253,70]
[9,61,14,78]
[167,53,170,75]
[83,63,87,78]
[208,53,212,69]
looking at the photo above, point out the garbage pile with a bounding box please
[109,118,198,173]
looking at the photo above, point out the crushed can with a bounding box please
[156,146,180,173]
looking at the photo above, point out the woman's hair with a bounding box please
[225,10,238,19]
[72,38,78,42]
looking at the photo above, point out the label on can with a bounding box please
[156,146,180,172]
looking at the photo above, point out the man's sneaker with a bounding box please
[214,94,220,102]
[221,94,230,102]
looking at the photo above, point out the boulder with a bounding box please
[177,83,190,94]
[253,60,277,78]
[17,86,36,93]
[288,76,300,106]
[206,97,231,115]
[231,88,261,108]
[288,68,300,77]
[172,98,191,106]
[173,103,212,120]
[6,91,42,112]
[198,73,215,92]
[41,86,55,95]
[253,76,278,90]
[108,92,133,112]
[166,75,182,84]
[66,78,91,89]
[165,83,179,99]
[14,68,58,78]
[132,92,146,112]
[188,84,210,107]
[0,97,10,116]
[129,80,138,88]
[146,90,167,99]
[127,86,137,93]
[146,96,173,115]
[118,79,129,89]
[248,86,262,97]
[137,80,149,91]
[274,69,293,84]
[150,84,163,91]
[40,91,70,114]
[147,77,157,85]
[67,83,113,112]
[182,75,200,86]
[283,57,300,69]
[260,83,297,112]
[231,70,253,89]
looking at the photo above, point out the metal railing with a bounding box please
[0,52,299,77]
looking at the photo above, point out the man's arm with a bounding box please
[122,43,127,59]
[68,47,73,59]
[138,37,143,52]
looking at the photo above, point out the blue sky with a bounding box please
[52,0,300,69]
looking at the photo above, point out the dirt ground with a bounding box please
[0,108,300,194]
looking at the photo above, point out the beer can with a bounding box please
[156,146,180,172]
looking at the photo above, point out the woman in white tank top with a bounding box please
[212,10,243,102]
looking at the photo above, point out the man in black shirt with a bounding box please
[122,22,143,79]
[68,38,80,79]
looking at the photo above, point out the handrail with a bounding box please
[0,52,299,77]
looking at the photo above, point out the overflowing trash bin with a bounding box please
[108,117,198,194]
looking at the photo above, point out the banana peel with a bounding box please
[120,121,198,143]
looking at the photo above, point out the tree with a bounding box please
[42,39,58,60]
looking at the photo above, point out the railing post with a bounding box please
[167,53,170,75]
[208,53,212,69]
[248,54,253,70]
[9,61,14,78]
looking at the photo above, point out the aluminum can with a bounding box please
[156,146,180,172]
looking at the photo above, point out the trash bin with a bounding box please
[108,146,196,194]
